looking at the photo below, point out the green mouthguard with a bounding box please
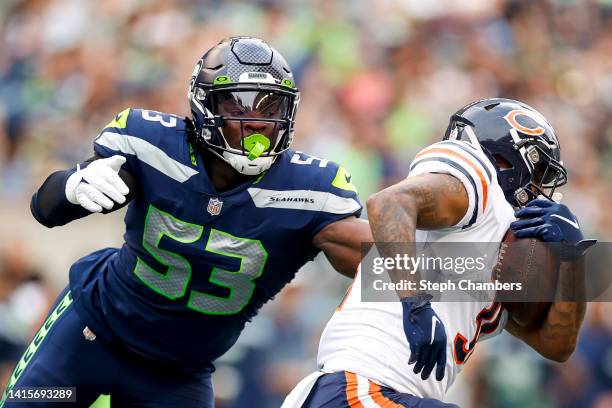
[242,133,271,161]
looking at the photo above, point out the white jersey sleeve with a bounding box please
[409,140,497,230]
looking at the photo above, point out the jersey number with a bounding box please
[290,151,329,167]
[134,205,268,315]
[453,302,503,364]
[141,110,178,128]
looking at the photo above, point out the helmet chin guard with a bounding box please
[215,149,275,175]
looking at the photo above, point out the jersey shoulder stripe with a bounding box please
[409,140,494,229]
[95,131,198,182]
[94,108,196,182]
[411,157,479,228]
[437,141,494,182]
[413,145,489,212]
[247,188,360,214]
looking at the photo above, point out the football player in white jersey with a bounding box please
[283,98,595,408]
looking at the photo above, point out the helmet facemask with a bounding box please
[190,81,299,175]
[512,139,567,206]
[478,134,567,207]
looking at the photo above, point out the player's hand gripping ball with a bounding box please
[511,199,596,261]
[511,199,583,243]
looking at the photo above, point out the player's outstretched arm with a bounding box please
[506,199,593,362]
[31,154,136,228]
[313,216,372,278]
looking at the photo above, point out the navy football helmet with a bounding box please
[444,98,567,207]
[188,37,300,175]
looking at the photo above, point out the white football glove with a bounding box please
[65,155,130,213]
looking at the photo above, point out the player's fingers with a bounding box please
[408,346,419,365]
[105,155,127,172]
[510,217,544,231]
[420,346,438,380]
[75,186,103,212]
[407,333,420,365]
[435,346,447,381]
[81,183,114,210]
[84,172,126,204]
[99,165,129,196]
[512,225,550,239]
[413,345,430,375]
[514,207,544,219]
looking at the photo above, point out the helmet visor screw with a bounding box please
[528,147,540,163]
[516,189,529,204]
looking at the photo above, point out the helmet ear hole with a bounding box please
[493,154,513,169]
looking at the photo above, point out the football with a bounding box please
[493,230,560,328]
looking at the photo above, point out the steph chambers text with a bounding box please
[372,279,522,292]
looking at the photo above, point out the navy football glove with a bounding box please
[511,199,596,261]
[401,294,447,381]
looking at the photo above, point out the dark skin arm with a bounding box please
[366,173,467,298]
[312,216,372,279]
[505,258,586,362]
[367,172,585,362]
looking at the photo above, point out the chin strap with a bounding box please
[208,147,275,176]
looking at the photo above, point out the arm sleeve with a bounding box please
[31,108,142,228]
[310,162,363,240]
[408,140,495,230]
[30,156,137,228]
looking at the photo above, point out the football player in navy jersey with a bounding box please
[1,37,371,407]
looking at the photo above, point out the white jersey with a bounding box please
[317,140,516,401]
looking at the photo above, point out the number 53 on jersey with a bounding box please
[134,205,268,316]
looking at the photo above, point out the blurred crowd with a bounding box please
[0,0,611,407]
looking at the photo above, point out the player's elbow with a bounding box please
[366,192,389,225]
[30,196,56,228]
[542,338,577,363]
[30,193,73,228]
[556,340,578,363]
[546,348,574,363]
[365,192,384,218]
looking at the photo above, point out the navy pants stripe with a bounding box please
[302,371,460,408]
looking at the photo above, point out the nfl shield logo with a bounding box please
[207,197,223,216]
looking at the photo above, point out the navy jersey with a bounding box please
[68,108,361,371]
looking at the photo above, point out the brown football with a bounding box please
[493,230,559,328]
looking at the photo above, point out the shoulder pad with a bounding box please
[102,108,183,135]
[282,150,358,195]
